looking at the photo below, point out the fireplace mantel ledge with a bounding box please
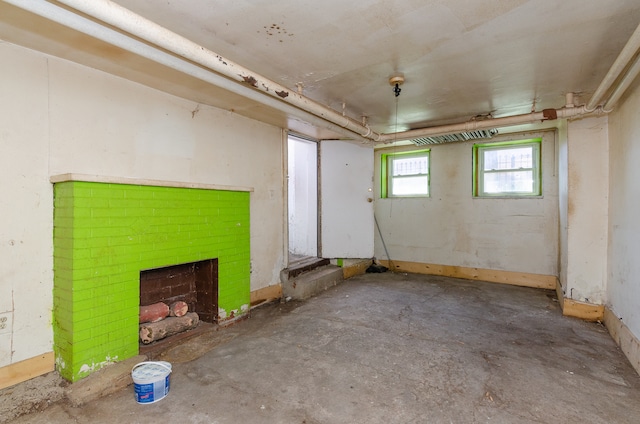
[50,173,254,192]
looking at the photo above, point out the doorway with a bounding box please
[288,134,318,263]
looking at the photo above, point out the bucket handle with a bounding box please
[132,361,172,374]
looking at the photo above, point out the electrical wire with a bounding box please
[374,213,393,270]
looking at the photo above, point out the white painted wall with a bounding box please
[288,136,317,257]
[557,121,568,292]
[564,116,609,303]
[374,131,558,276]
[0,42,285,368]
[607,77,640,338]
[0,42,52,366]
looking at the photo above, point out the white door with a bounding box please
[320,140,374,258]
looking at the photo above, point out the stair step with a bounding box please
[281,265,344,300]
[285,257,330,279]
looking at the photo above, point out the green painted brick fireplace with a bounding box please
[53,181,250,382]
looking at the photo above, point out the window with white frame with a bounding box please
[474,139,541,197]
[382,150,430,198]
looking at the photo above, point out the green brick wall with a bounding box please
[53,181,250,381]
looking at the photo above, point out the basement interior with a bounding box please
[1,1,640,423]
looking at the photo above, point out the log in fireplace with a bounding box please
[140,258,218,324]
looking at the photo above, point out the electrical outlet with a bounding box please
[0,312,11,335]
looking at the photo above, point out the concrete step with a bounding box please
[281,265,344,300]
[285,256,330,279]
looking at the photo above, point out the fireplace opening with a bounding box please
[139,258,218,344]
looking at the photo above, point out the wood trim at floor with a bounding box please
[555,279,605,321]
[604,307,640,377]
[561,298,605,321]
[342,260,372,279]
[250,284,283,307]
[378,259,556,290]
[0,352,55,390]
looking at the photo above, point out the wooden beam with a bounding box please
[250,284,282,307]
[604,308,640,377]
[556,280,605,322]
[378,259,556,290]
[562,298,604,321]
[342,260,372,280]
[0,352,55,390]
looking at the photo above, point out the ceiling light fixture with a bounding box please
[389,74,405,97]
[388,74,405,147]
[388,74,405,137]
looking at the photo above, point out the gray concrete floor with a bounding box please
[11,272,640,423]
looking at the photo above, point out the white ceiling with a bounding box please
[1,0,640,140]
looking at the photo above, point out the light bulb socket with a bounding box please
[389,75,405,86]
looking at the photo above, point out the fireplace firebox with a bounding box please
[140,259,218,323]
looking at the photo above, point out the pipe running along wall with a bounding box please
[376,106,599,143]
[6,0,640,144]
[50,0,384,142]
[380,18,640,143]
[604,53,640,112]
[3,0,372,143]
[586,22,640,112]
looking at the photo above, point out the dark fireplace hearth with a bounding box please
[140,258,218,324]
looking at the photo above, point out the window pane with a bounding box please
[483,147,533,171]
[392,175,429,196]
[392,156,428,176]
[474,139,541,197]
[383,150,430,198]
[483,171,533,193]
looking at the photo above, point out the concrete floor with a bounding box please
[10,272,640,423]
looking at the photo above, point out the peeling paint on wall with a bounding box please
[55,356,66,371]
[78,355,118,378]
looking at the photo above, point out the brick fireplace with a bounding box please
[52,175,251,382]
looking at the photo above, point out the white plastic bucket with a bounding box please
[132,361,172,404]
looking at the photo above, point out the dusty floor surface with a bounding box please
[5,272,640,423]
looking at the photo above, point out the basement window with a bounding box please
[381,150,430,198]
[473,138,541,197]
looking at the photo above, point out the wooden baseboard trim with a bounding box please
[250,284,282,307]
[604,307,640,377]
[562,298,605,321]
[343,260,372,280]
[555,280,605,321]
[378,259,556,290]
[0,352,55,390]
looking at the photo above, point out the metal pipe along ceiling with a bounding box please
[603,53,640,112]
[7,0,640,143]
[378,18,640,143]
[3,0,371,143]
[586,22,640,112]
[376,107,595,143]
[50,0,384,142]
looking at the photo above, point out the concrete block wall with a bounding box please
[53,181,250,381]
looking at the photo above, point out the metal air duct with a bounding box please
[410,129,498,145]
